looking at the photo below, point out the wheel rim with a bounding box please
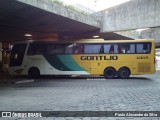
[107,70,113,76]
[28,68,40,78]
[121,71,127,77]
[104,68,116,79]
[118,68,130,78]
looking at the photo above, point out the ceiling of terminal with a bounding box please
[0,0,131,43]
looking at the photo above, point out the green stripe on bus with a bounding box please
[43,55,85,71]
[57,55,85,71]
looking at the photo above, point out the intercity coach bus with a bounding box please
[9,39,155,79]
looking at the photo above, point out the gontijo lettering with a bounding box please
[81,56,118,60]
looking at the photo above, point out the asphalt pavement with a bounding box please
[0,70,160,120]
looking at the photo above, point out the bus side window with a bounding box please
[128,44,135,53]
[119,43,135,54]
[114,44,119,53]
[78,44,84,54]
[109,45,114,53]
[47,44,64,54]
[104,44,119,54]
[74,44,84,54]
[109,44,120,54]
[27,43,35,55]
[136,44,144,53]
[47,44,56,54]
[119,44,124,53]
[55,45,64,54]
[136,43,151,54]
[119,44,128,54]
[143,43,151,54]
[84,44,101,54]
[35,43,46,54]
[104,44,111,54]
[65,44,73,54]
[99,44,104,53]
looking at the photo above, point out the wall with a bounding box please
[101,0,160,32]
[17,0,100,27]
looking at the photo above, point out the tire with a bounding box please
[28,67,40,79]
[104,67,116,79]
[118,67,130,79]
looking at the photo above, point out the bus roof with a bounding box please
[11,39,155,44]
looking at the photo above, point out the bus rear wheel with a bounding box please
[118,67,130,79]
[28,67,40,79]
[104,67,116,79]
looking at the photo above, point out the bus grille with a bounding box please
[138,63,150,73]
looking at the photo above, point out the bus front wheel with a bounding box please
[104,67,116,79]
[28,67,40,78]
[118,67,130,79]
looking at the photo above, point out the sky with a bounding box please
[61,0,131,11]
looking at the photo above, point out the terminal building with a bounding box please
[0,0,160,73]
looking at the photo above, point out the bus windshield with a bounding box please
[10,43,27,67]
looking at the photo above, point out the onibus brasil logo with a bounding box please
[1,112,42,118]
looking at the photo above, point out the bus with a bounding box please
[9,39,155,79]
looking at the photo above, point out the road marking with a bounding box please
[87,78,106,80]
[15,79,34,84]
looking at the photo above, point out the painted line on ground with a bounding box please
[15,79,35,84]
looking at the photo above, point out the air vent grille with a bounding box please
[138,63,150,73]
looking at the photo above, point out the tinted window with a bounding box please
[84,44,102,54]
[104,43,151,54]
[118,43,135,54]
[28,43,65,55]
[104,44,120,54]
[136,43,151,54]
[27,43,35,55]
[74,44,84,54]
[36,43,46,54]
[27,43,46,55]
[65,44,74,54]
[47,44,64,54]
